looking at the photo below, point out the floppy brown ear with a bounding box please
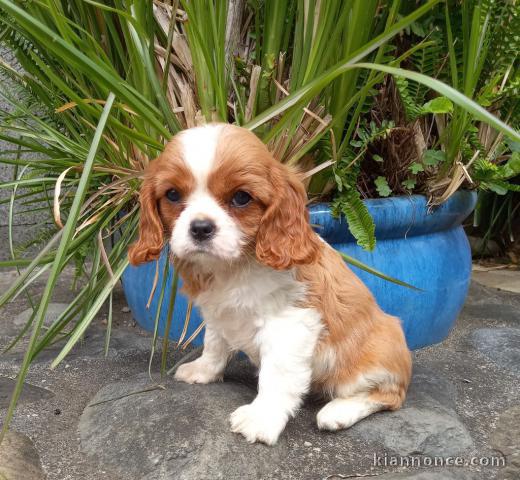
[256,166,321,270]
[128,177,164,265]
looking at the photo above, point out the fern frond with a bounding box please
[331,189,376,251]
[394,76,422,121]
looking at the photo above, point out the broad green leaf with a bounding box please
[423,149,446,166]
[402,178,417,190]
[409,162,425,174]
[486,182,509,195]
[375,176,392,197]
[500,152,520,179]
[421,97,454,114]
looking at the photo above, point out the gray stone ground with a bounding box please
[0,268,519,480]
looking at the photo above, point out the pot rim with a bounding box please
[308,190,477,242]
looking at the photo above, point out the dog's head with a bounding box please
[128,124,320,270]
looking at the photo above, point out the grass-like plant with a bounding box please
[0,0,518,439]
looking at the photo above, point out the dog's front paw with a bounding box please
[174,359,222,384]
[229,402,287,445]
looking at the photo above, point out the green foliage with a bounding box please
[180,0,229,121]
[394,76,422,120]
[502,153,520,180]
[350,120,395,149]
[440,0,520,167]
[423,150,446,166]
[332,192,376,251]
[472,188,520,256]
[375,176,392,197]
[394,10,447,120]
[409,162,424,174]
[402,178,416,190]
[473,154,520,194]
[421,97,453,114]
[331,119,396,250]
[396,78,454,121]
[374,0,519,204]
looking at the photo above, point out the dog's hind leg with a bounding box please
[316,396,382,430]
[316,375,407,431]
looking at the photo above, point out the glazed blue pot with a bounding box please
[121,191,477,350]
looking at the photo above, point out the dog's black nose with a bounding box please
[190,219,216,242]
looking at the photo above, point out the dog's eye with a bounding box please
[165,188,181,203]
[231,190,252,207]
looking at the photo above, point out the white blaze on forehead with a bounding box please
[179,124,224,188]
[170,124,244,261]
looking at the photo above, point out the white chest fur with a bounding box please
[193,262,320,363]
[176,259,324,446]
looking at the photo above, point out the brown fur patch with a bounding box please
[207,126,274,256]
[205,125,321,267]
[297,245,411,407]
[175,258,214,297]
[128,138,195,265]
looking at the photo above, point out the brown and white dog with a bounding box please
[129,123,412,445]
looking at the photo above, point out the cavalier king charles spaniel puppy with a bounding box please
[129,123,411,445]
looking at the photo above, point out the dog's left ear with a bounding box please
[256,165,321,270]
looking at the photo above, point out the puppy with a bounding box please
[129,123,412,445]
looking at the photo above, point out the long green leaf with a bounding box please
[246,0,442,133]
[355,63,520,143]
[339,252,421,291]
[50,258,128,368]
[247,59,520,143]
[0,92,116,441]
[161,270,179,375]
[0,0,169,137]
[148,257,170,380]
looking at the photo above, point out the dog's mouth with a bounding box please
[177,243,213,258]
[191,246,214,257]
[181,243,237,262]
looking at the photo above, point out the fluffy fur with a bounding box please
[129,123,412,445]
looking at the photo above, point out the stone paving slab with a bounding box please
[0,430,45,480]
[491,405,520,480]
[472,267,520,294]
[471,328,520,377]
[0,376,54,408]
[0,271,519,479]
[375,472,477,479]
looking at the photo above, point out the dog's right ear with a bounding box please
[128,176,164,265]
[256,164,321,270]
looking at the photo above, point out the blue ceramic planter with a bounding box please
[121,190,477,350]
